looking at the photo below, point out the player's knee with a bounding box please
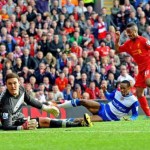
[146,78,150,87]
[80,99,86,105]
[136,91,143,98]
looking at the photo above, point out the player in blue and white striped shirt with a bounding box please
[58,80,139,122]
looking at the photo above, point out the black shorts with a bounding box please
[13,117,39,126]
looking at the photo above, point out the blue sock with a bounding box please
[71,99,81,107]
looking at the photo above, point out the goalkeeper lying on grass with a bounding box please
[58,80,139,122]
[0,73,92,130]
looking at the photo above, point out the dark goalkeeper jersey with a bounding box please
[0,86,43,130]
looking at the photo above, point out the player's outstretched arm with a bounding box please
[115,31,121,54]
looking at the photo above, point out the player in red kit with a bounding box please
[115,22,150,117]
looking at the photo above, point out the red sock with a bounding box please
[138,96,150,116]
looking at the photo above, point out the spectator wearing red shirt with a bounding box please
[95,40,110,57]
[116,22,150,116]
[83,28,95,48]
[55,72,68,91]
[97,15,107,40]
[0,0,7,11]
[64,20,75,35]
[85,81,100,100]
[71,41,82,57]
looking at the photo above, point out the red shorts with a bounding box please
[135,65,150,88]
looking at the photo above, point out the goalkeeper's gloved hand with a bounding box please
[22,117,38,130]
[42,104,59,117]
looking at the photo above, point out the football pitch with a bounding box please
[0,116,150,150]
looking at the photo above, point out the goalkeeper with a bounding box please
[0,73,92,130]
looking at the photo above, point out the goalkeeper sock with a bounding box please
[138,96,150,116]
[49,120,81,128]
[58,99,81,108]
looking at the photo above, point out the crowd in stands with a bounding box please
[0,0,150,103]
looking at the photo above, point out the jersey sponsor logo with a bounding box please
[132,49,142,55]
[2,113,8,119]
[146,40,150,46]
[145,70,150,77]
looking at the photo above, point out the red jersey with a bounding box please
[55,77,68,91]
[119,36,150,71]
[85,87,100,100]
[95,46,110,57]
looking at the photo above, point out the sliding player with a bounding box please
[58,80,139,122]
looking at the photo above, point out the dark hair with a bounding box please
[121,80,130,87]
[6,73,20,82]
[126,22,137,28]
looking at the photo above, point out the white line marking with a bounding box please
[0,130,150,134]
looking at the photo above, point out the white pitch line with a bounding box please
[0,130,150,134]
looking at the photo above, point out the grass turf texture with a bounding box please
[0,116,150,150]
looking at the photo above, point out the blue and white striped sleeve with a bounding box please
[130,101,139,121]
[104,90,116,101]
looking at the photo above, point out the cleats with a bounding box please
[82,113,93,127]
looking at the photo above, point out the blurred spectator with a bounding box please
[85,81,100,100]
[13,57,23,74]
[117,65,135,86]
[76,0,87,14]
[55,71,68,91]
[111,0,120,24]
[105,33,115,49]
[82,92,90,99]
[65,0,75,14]
[70,41,83,57]
[21,48,37,70]
[138,17,148,35]
[49,34,63,58]
[77,73,89,92]
[119,29,129,44]
[29,75,38,90]
[107,72,117,92]
[52,84,64,101]
[34,62,50,84]
[44,52,57,68]
[142,25,150,40]
[109,49,120,67]
[74,83,82,98]
[3,34,16,53]
[35,0,49,14]
[25,83,35,98]
[95,40,110,58]
[63,84,73,100]
[43,76,52,92]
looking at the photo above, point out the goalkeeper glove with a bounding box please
[42,104,59,117]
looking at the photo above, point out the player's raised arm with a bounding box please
[115,31,121,54]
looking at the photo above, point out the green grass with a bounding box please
[0,116,150,150]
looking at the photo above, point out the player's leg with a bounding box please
[136,87,150,116]
[58,99,100,114]
[38,115,92,128]
[135,71,150,116]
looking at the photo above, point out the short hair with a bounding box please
[126,22,137,28]
[121,80,130,87]
[6,73,20,82]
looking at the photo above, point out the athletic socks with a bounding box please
[138,96,150,116]
[57,99,81,108]
[49,120,81,128]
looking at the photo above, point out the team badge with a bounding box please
[121,97,124,100]
[146,40,150,46]
[2,113,8,119]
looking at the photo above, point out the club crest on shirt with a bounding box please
[146,40,150,46]
[2,113,8,119]
[121,97,124,100]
